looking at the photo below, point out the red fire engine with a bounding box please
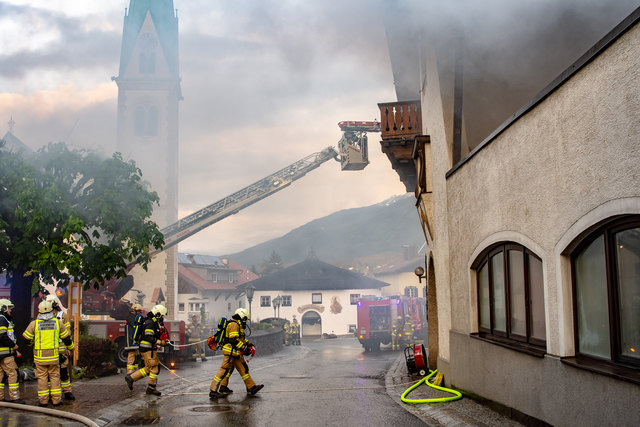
[356,295,426,352]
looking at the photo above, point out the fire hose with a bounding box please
[400,369,462,404]
[0,401,99,427]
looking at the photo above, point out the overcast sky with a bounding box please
[0,0,407,256]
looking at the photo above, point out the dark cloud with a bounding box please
[0,2,120,79]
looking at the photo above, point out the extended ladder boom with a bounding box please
[158,147,339,252]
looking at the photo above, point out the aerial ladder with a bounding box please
[157,120,381,252]
[71,121,381,319]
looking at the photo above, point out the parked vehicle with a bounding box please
[356,295,426,351]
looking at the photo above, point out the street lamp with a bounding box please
[272,297,277,318]
[275,295,281,319]
[246,285,255,319]
[414,266,426,283]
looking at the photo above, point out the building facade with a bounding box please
[177,253,258,326]
[239,254,389,336]
[114,0,182,318]
[379,3,640,426]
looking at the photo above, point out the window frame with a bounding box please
[260,295,271,307]
[312,293,322,304]
[475,243,546,351]
[570,216,640,371]
[281,295,292,307]
[350,294,360,305]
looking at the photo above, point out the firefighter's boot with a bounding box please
[247,384,264,395]
[209,390,222,399]
[10,398,26,404]
[124,375,134,391]
[201,357,207,362]
[64,392,75,401]
[219,385,233,394]
[146,385,161,396]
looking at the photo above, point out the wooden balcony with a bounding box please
[377,101,422,192]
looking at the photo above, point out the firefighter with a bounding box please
[46,294,75,401]
[402,315,415,347]
[283,320,291,346]
[186,314,207,361]
[124,304,168,396]
[124,304,144,375]
[290,315,300,345]
[391,316,402,351]
[209,308,263,398]
[0,299,24,404]
[22,300,74,407]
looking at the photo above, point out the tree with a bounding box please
[260,250,284,275]
[0,141,164,343]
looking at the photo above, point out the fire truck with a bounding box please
[85,319,186,368]
[51,121,381,364]
[356,295,426,352]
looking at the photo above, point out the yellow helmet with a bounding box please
[38,300,54,314]
[151,304,167,317]
[234,308,250,321]
[0,299,14,313]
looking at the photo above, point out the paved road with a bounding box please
[95,336,425,426]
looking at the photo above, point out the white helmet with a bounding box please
[151,304,167,318]
[131,304,143,311]
[0,299,14,313]
[45,294,62,310]
[38,300,54,314]
[234,307,250,321]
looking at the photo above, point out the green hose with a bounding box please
[400,369,462,404]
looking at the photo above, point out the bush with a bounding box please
[76,335,117,376]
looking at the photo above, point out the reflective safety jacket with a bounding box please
[0,313,16,358]
[186,321,205,343]
[56,311,72,354]
[139,315,162,353]
[222,320,251,357]
[403,321,415,339]
[23,317,73,364]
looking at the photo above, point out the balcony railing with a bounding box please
[378,100,422,140]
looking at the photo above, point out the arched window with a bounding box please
[148,106,158,136]
[474,243,546,351]
[133,105,158,137]
[134,106,145,136]
[571,216,640,369]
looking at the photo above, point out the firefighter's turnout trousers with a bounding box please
[127,349,140,375]
[23,317,73,405]
[130,349,160,386]
[0,314,21,401]
[211,354,256,391]
[211,320,256,392]
[0,355,20,401]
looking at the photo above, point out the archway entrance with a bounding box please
[301,311,322,337]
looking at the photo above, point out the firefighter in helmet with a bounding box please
[209,308,263,398]
[290,315,300,345]
[125,304,144,375]
[124,304,168,396]
[391,316,403,351]
[402,315,415,347]
[186,314,207,361]
[283,320,291,346]
[0,299,24,404]
[46,294,75,401]
[23,300,74,406]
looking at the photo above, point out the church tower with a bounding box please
[113,0,181,317]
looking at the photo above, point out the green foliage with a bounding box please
[0,142,164,291]
[76,335,117,375]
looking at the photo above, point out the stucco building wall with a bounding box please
[442,20,640,426]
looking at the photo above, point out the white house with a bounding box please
[239,253,390,336]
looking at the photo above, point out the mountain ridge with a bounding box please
[224,193,423,269]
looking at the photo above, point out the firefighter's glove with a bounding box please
[242,343,254,356]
